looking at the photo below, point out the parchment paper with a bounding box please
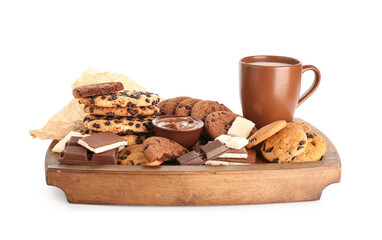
[30,67,146,140]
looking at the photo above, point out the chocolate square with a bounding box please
[200,140,229,160]
[177,151,205,165]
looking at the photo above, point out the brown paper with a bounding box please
[30,67,146,140]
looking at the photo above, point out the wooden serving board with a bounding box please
[45,119,341,205]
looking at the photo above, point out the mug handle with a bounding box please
[297,65,321,107]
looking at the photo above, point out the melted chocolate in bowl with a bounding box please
[152,116,204,149]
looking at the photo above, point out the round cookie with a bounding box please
[292,132,326,162]
[175,98,202,116]
[79,90,160,107]
[83,105,159,117]
[84,115,154,134]
[143,137,188,163]
[190,100,232,122]
[158,97,190,115]
[261,127,308,163]
[204,111,241,139]
[246,120,287,148]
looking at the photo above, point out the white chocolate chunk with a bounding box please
[205,160,250,166]
[227,117,255,138]
[216,135,248,149]
[52,131,89,153]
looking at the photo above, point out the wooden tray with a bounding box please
[45,119,341,205]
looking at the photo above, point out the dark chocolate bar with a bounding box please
[59,136,118,165]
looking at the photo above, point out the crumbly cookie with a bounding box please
[118,145,147,165]
[246,120,287,148]
[83,105,159,117]
[293,132,326,162]
[261,127,308,163]
[73,82,124,98]
[87,129,148,145]
[190,100,232,122]
[79,90,160,107]
[143,137,188,163]
[118,144,163,166]
[204,111,241,139]
[83,115,154,134]
[158,97,190,115]
[175,98,202,116]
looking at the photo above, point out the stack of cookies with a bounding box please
[73,82,161,147]
[246,120,326,163]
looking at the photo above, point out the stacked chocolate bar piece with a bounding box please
[59,132,128,165]
[73,82,161,145]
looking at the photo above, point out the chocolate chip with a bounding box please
[272,159,279,163]
[146,98,150,103]
[128,122,134,126]
[299,140,306,145]
[211,118,215,122]
[178,104,183,108]
[101,95,107,99]
[135,123,141,128]
[311,142,316,146]
[136,136,143,144]
[291,156,296,161]
[108,95,118,101]
[114,120,121,123]
[106,112,114,117]
[265,147,273,153]
[306,133,314,139]
[140,106,146,110]
[92,123,100,128]
[89,107,94,113]
[120,156,127,160]
[185,106,192,110]
[90,100,95,105]
[129,160,135,165]
[128,108,138,115]
[105,121,111,126]
[125,130,134,135]
[297,146,304,150]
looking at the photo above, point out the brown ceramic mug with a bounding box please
[240,55,321,128]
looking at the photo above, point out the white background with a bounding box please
[1,0,381,239]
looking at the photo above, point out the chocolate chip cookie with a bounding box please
[261,127,308,163]
[175,98,202,116]
[79,90,160,107]
[293,132,326,162]
[285,122,312,133]
[143,137,188,163]
[87,129,148,145]
[83,105,159,117]
[246,120,287,148]
[190,100,232,122]
[83,115,154,134]
[73,82,124,98]
[118,144,163,166]
[204,111,241,139]
[158,96,190,115]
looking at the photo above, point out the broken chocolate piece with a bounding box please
[177,151,205,165]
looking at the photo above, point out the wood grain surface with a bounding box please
[45,119,341,205]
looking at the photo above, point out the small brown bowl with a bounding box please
[152,115,204,149]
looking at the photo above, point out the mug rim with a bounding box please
[240,55,302,67]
